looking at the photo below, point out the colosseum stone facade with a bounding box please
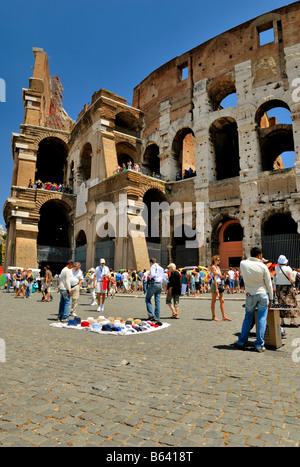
[3,2,300,273]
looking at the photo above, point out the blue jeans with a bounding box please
[238,293,269,349]
[145,283,162,320]
[26,284,32,298]
[58,290,71,321]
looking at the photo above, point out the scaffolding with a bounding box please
[47,75,65,130]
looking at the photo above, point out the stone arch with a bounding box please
[75,230,87,272]
[36,136,69,185]
[172,127,195,179]
[37,199,73,274]
[255,99,295,170]
[207,77,237,111]
[75,229,87,247]
[209,117,240,180]
[78,142,92,182]
[261,210,300,267]
[35,192,74,215]
[115,111,142,138]
[143,143,160,176]
[116,141,137,168]
[216,218,243,269]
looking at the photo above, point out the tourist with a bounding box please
[58,260,74,322]
[181,271,188,295]
[25,269,34,298]
[194,268,200,296]
[5,271,11,293]
[145,257,164,321]
[42,265,53,302]
[228,267,235,294]
[86,268,97,305]
[115,270,122,293]
[69,261,83,316]
[166,263,181,319]
[234,247,273,352]
[162,269,169,294]
[199,267,206,294]
[108,273,116,299]
[234,268,240,293]
[275,255,299,327]
[94,258,110,312]
[210,256,231,322]
[122,269,129,293]
[142,269,148,294]
[14,269,22,295]
[15,269,27,298]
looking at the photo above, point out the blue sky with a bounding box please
[0,0,295,228]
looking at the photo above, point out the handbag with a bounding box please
[218,284,225,294]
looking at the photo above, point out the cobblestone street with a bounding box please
[0,290,299,447]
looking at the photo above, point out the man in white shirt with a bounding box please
[69,261,83,316]
[58,259,74,322]
[93,258,110,312]
[234,247,273,352]
[145,257,164,321]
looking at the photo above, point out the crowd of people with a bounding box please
[28,179,73,194]
[4,248,300,351]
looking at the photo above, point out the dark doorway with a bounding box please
[36,137,68,184]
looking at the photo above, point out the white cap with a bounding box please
[100,258,105,264]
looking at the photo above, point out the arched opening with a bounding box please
[173,223,199,268]
[37,200,72,274]
[217,219,243,269]
[262,212,300,268]
[208,79,237,111]
[142,188,169,266]
[75,230,87,273]
[78,143,92,182]
[36,137,68,185]
[143,144,160,176]
[256,101,295,170]
[116,142,137,169]
[115,111,141,138]
[172,128,196,180]
[209,117,240,180]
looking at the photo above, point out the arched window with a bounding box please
[115,111,141,138]
[172,128,196,180]
[262,212,300,268]
[256,100,295,170]
[36,137,68,184]
[208,79,237,111]
[143,144,160,176]
[78,143,92,182]
[116,142,137,168]
[209,117,240,180]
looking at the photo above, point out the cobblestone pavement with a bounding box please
[0,289,299,447]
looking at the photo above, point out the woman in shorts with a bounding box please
[210,256,231,322]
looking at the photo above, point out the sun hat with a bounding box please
[80,323,89,328]
[92,322,102,331]
[278,255,288,265]
[100,258,106,263]
[67,319,78,326]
